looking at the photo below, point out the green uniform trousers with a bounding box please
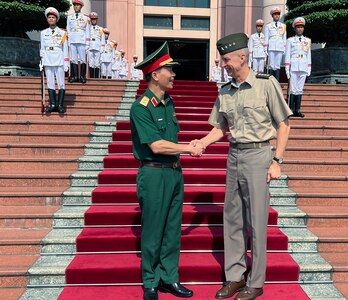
[137,165,184,288]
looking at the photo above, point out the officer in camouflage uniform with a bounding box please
[130,42,200,300]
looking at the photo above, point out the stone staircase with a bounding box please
[282,84,348,298]
[0,76,136,300]
[1,77,347,299]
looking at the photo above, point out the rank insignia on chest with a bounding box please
[140,96,149,106]
[151,97,158,107]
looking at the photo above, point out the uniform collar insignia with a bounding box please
[151,97,158,107]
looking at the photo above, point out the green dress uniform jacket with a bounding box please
[130,88,184,288]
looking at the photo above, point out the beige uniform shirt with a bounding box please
[208,70,292,144]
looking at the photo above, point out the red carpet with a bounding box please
[58,284,310,300]
[60,80,309,299]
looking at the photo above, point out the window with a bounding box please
[144,16,173,29]
[181,17,210,30]
[144,0,210,8]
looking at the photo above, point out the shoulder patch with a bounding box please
[221,81,231,88]
[256,73,271,79]
[139,96,149,106]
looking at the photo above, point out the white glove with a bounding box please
[39,62,43,72]
[285,69,290,80]
[40,50,45,58]
[264,49,268,56]
[86,45,90,51]
[64,66,69,72]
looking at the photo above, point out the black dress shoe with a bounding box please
[144,287,158,300]
[158,282,193,298]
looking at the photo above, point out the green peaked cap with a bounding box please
[216,33,249,55]
[134,41,179,75]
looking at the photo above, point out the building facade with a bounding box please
[71,0,286,80]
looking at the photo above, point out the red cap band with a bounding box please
[141,54,172,75]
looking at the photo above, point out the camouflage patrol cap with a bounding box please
[216,33,249,55]
[135,42,179,75]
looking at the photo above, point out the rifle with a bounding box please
[40,61,45,114]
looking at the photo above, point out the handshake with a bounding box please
[188,139,206,157]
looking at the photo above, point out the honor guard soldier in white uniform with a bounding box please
[264,7,287,81]
[211,59,222,82]
[66,0,90,83]
[88,12,104,78]
[130,55,141,80]
[285,17,311,118]
[100,29,114,79]
[111,42,121,79]
[118,50,128,79]
[249,19,267,73]
[40,7,69,113]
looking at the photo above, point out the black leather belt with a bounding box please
[230,141,269,149]
[141,161,181,169]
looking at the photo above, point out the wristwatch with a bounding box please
[273,156,283,164]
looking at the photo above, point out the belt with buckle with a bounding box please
[230,141,269,150]
[141,160,181,169]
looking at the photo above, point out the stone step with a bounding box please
[0,114,113,121]
[0,93,125,102]
[309,227,348,252]
[50,204,306,228]
[0,143,86,156]
[0,255,40,288]
[0,98,123,108]
[299,206,348,227]
[24,252,332,286]
[0,186,66,206]
[0,121,114,133]
[0,157,79,172]
[0,105,121,115]
[0,206,60,229]
[70,170,288,187]
[334,284,348,299]
[0,173,71,188]
[286,174,348,188]
[39,225,316,255]
[320,253,348,283]
[0,229,50,255]
[0,288,25,299]
[0,131,111,144]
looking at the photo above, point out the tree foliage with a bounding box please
[285,0,348,46]
[0,0,70,37]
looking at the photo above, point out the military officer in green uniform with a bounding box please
[193,33,292,300]
[130,42,201,300]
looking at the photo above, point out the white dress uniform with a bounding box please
[66,12,90,64]
[40,7,69,113]
[40,27,69,90]
[264,21,286,71]
[111,50,121,79]
[118,57,128,79]
[285,35,311,95]
[285,17,311,118]
[211,65,221,82]
[130,62,141,80]
[249,32,266,73]
[88,24,104,69]
[101,40,114,78]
